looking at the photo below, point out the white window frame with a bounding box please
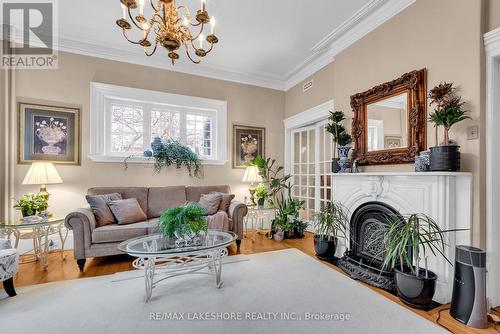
[89,82,227,165]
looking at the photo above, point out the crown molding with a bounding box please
[57,36,287,91]
[283,0,416,91]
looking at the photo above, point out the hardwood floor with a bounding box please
[7,232,500,334]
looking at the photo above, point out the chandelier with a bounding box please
[116,0,218,65]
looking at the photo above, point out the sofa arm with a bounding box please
[228,201,247,240]
[65,208,96,260]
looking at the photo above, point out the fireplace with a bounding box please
[337,201,404,291]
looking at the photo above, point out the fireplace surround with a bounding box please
[338,201,405,291]
[331,172,472,304]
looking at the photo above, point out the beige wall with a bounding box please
[285,0,485,247]
[488,0,500,31]
[11,52,285,216]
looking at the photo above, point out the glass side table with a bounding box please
[244,206,276,241]
[0,215,67,269]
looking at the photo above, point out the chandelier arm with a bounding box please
[185,45,201,64]
[177,5,191,22]
[127,7,144,31]
[122,29,144,45]
[144,40,159,56]
[204,41,214,54]
[149,0,158,13]
[189,24,205,43]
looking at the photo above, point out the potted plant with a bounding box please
[428,82,470,171]
[325,111,353,173]
[382,213,460,309]
[254,182,268,207]
[13,193,48,217]
[125,137,203,178]
[158,203,208,247]
[250,155,307,240]
[313,201,349,261]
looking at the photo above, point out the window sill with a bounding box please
[87,155,228,166]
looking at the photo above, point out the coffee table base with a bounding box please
[132,247,228,302]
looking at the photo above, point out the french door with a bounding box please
[290,121,334,222]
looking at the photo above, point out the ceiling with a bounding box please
[54,0,414,90]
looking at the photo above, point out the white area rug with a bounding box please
[0,249,447,334]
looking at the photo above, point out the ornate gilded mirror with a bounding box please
[351,69,427,165]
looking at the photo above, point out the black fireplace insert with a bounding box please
[338,201,406,291]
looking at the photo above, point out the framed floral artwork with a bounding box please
[18,103,81,165]
[233,125,265,169]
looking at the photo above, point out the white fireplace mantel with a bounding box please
[330,172,473,304]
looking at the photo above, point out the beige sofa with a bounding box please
[65,185,247,271]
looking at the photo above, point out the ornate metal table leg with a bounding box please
[38,226,50,270]
[58,223,68,260]
[144,257,156,302]
[211,248,227,288]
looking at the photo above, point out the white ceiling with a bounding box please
[54,0,415,90]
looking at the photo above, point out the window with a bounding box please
[90,82,227,164]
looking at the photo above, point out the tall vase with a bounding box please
[337,146,351,173]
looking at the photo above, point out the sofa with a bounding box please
[65,185,247,271]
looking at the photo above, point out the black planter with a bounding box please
[332,158,341,173]
[395,268,437,309]
[257,198,265,207]
[314,235,337,260]
[429,145,460,171]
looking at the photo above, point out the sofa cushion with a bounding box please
[210,192,235,213]
[108,198,148,225]
[147,186,187,219]
[85,193,122,227]
[199,193,223,215]
[186,185,230,202]
[92,220,157,244]
[88,187,148,215]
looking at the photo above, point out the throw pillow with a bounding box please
[86,193,122,227]
[210,191,235,213]
[199,193,223,215]
[108,198,147,225]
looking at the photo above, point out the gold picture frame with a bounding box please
[233,125,266,169]
[18,102,81,165]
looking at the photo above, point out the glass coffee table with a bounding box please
[118,230,237,302]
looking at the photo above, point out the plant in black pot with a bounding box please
[313,201,349,261]
[428,82,470,171]
[325,111,353,173]
[382,213,461,309]
[13,193,48,217]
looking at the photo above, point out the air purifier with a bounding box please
[450,245,488,329]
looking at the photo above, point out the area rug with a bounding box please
[0,249,447,334]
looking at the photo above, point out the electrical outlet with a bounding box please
[467,125,479,140]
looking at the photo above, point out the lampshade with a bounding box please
[242,166,263,183]
[22,162,63,185]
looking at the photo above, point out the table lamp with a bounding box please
[242,166,262,206]
[22,162,63,202]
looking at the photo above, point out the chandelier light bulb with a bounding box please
[210,16,215,35]
[139,0,145,15]
[120,3,127,19]
[201,0,206,11]
[198,34,204,49]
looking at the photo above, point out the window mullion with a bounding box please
[143,104,152,151]
[180,110,187,145]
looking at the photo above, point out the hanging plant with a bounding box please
[124,139,203,178]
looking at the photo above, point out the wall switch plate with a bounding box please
[467,125,479,140]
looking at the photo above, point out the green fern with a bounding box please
[159,203,207,237]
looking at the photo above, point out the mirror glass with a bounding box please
[366,92,408,152]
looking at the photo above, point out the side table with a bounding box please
[0,216,68,269]
[244,207,275,241]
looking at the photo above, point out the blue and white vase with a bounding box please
[151,137,163,155]
[415,150,430,172]
[337,146,351,173]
